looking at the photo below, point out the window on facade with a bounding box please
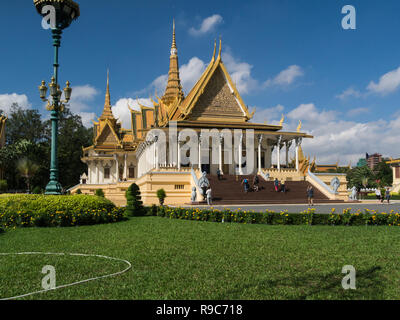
[128,167,135,179]
[175,185,185,190]
[396,167,400,179]
[104,167,110,179]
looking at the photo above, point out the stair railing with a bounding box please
[307,168,337,195]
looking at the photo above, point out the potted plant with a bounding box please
[156,189,166,206]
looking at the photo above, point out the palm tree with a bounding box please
[16,158,39,193]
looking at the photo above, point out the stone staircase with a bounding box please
[207,174,344,204]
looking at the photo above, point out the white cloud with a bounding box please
[189,14,223,36]
[0,93,31,114]
[112,98,152,129]
[287,103,336,124]
[252,104,284,125]
[256,103,399,165]
[336,87,362,100]
[346,107,369,117]
[264,65,304,88]
[367,66,400,95]
[222,51,258,95]
[67,85,99,127]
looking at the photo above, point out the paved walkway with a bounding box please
[181,201,400,214]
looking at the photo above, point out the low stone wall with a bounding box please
[70,169,197,206]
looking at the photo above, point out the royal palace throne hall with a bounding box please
[71,22,348,205]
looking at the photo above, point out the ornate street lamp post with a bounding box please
[33,0,80,195]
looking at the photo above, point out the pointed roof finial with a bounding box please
[100,69,114,120]
[172,18,177,50]
[211,39,216,61]
[217,36,222,59]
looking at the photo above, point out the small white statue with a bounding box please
[350,186,358,201]
[330,177,340,193]
[191,187,197,203]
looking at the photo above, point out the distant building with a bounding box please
[366,153,382,170]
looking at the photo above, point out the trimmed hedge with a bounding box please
[0,194,125,229]
[155,207,400,227]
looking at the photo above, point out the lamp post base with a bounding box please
[45,180,63,195]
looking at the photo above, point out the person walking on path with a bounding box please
[206,187,212,206]
[385,188,391,204]
[281,179,286,193]
[307,186,314,206]
[274,178,279,192]
[375,188,382,203]
[217,169,222,180]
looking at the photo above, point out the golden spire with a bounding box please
[217,37,222,60]
[172,19,177,51]
[279,114,285,126]
[297,120,302,132]
[100,69,115,120]
[162,19,184,106]
[211,39,216,62]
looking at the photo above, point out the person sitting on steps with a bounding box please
[253,175,259,192]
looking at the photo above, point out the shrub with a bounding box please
[125,183,145,217]
[95,189,105,197]
[0,194,124,229]
[156,189,166,206]
[32,186,42,194]
[156,206,400,227]
[76,189,82,194]
[148,204,158,216]
[0,180,7,194]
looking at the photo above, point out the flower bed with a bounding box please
[0,194,125,229]
[156,206,400,227]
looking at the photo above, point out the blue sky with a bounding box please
[1,0,400,164]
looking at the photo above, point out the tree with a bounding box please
[347,165,375,190]
[373,161,392,187]
[16,157,39,193]
[5,104,45,145]
[125,183,145,217]
[44,108,93,189]
[156,189,166,206]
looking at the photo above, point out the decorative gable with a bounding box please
[96,122,120,146]
[186,66,245,121]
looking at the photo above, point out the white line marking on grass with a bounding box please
[0,252,132,300]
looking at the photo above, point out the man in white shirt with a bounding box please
[375,188,382,203]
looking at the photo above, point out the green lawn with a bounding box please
[0,217,399,300]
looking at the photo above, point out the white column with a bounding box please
[219,134,223,174]
[177,140,181,170]
[285,141,290,167]
[198,134,202,171]
[295,138,302,172]
[238,133,243,175]
[277,136,282,171]
[95,161,99,184]
[87,161,91,184]
[258,135,263,173]
[123,154,127,180]
[114,155,119,182]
